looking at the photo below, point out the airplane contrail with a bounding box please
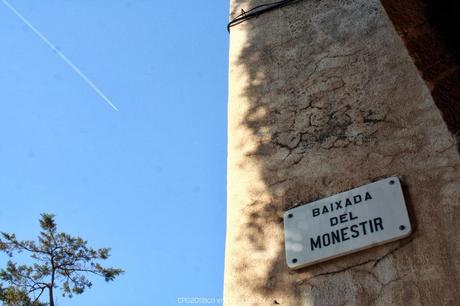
[1,0,119,111]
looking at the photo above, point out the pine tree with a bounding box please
[0,214,123,306]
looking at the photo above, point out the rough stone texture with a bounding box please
[224,0,460,305]
[381,0,460,143]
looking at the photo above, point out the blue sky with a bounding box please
[0,1,229,305]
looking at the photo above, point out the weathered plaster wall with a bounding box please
[224,0,460,305]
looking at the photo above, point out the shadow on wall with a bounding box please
[382,0,460,150]
[229,2,303,304]
[229,1,333,304]
[227,0,427,305]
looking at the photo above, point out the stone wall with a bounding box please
[224,0,460,305]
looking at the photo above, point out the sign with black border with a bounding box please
[284,177,412,269]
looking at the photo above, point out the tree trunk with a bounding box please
[48,287,54,306]
[49,257,55,306]
[224,0,460,305]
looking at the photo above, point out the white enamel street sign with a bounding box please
[284,177,412,269]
